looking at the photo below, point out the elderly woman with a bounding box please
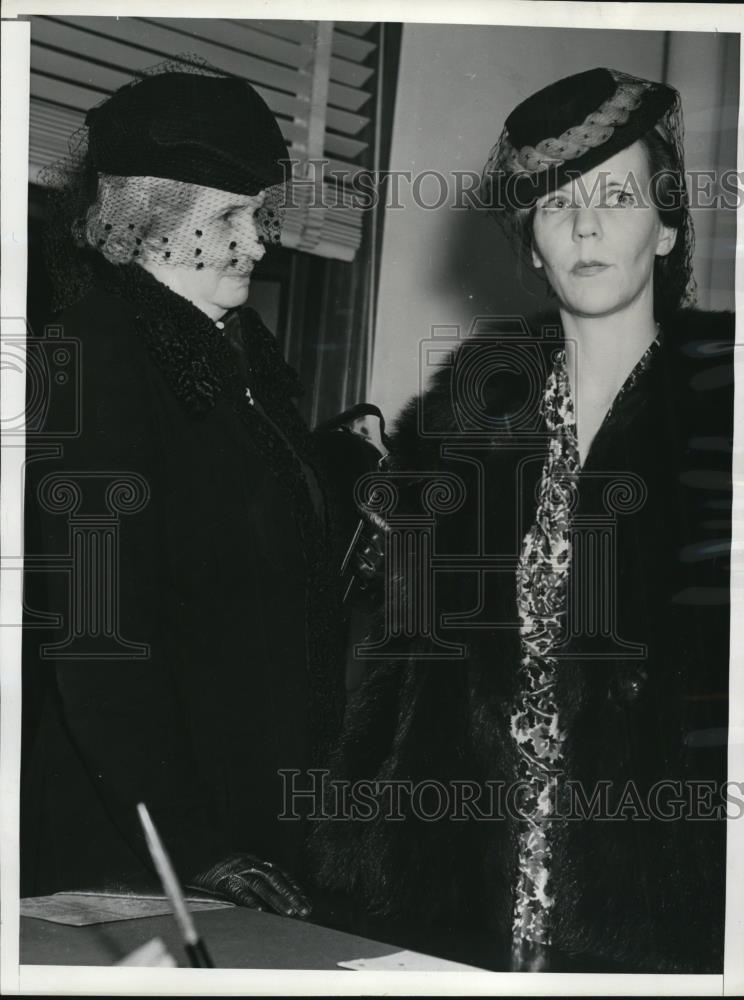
[22,68,351,915]
[311,68,733,972]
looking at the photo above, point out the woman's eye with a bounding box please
[606,190,636,208]
[542,196,570,211]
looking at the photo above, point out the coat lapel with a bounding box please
[98,261,302,418]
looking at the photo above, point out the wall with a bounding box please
[370,25,739,424]
[667,32,740,312]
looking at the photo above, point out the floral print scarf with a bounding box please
[509,333,660,970]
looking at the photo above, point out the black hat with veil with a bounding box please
[43,57,291,310]
[479,67,697,313]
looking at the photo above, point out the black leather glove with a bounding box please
[341,509,389,606]
[313,403,392,609]
[187,852,312,918]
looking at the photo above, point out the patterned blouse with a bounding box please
[509,334,660,971]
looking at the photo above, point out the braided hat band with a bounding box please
[481,69,681,204]
[480,67,696,309]
[496,73,653,176]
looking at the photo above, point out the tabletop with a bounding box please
[20,905,410,970]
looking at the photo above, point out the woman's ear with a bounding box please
[531,245,543,269]
[655,223,677,259]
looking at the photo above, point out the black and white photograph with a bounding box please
[1,1,742,994]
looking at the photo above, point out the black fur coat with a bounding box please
[310,309,734,973]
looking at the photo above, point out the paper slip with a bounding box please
[20,891,234,926]
[115,936,178,967]
[338,949,483,971]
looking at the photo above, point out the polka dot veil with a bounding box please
[82,174,285,271]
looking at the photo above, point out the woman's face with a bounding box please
[530,141,676,319]
[151,187,267,320]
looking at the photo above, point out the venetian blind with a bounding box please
[27,16,377,261]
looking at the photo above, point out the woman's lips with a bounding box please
[572,261,611,277]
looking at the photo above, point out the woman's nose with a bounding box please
[250,238,266,261]
[571,206,601,241]
[239,216,266,259]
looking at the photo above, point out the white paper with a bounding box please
[20,891,233,926]
[338,948,483,971]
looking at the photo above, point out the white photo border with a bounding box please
[1,2,742,995]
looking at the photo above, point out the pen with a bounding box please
[136,802,215,968]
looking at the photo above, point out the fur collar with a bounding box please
[98,261,303,417]
[389,307,734,470]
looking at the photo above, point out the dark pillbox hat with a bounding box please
[487,67,677,209]
[85,72,290,195]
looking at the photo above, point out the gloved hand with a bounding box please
[312,403,393,608]
[342,509,389,606]
[187,853,312,919]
